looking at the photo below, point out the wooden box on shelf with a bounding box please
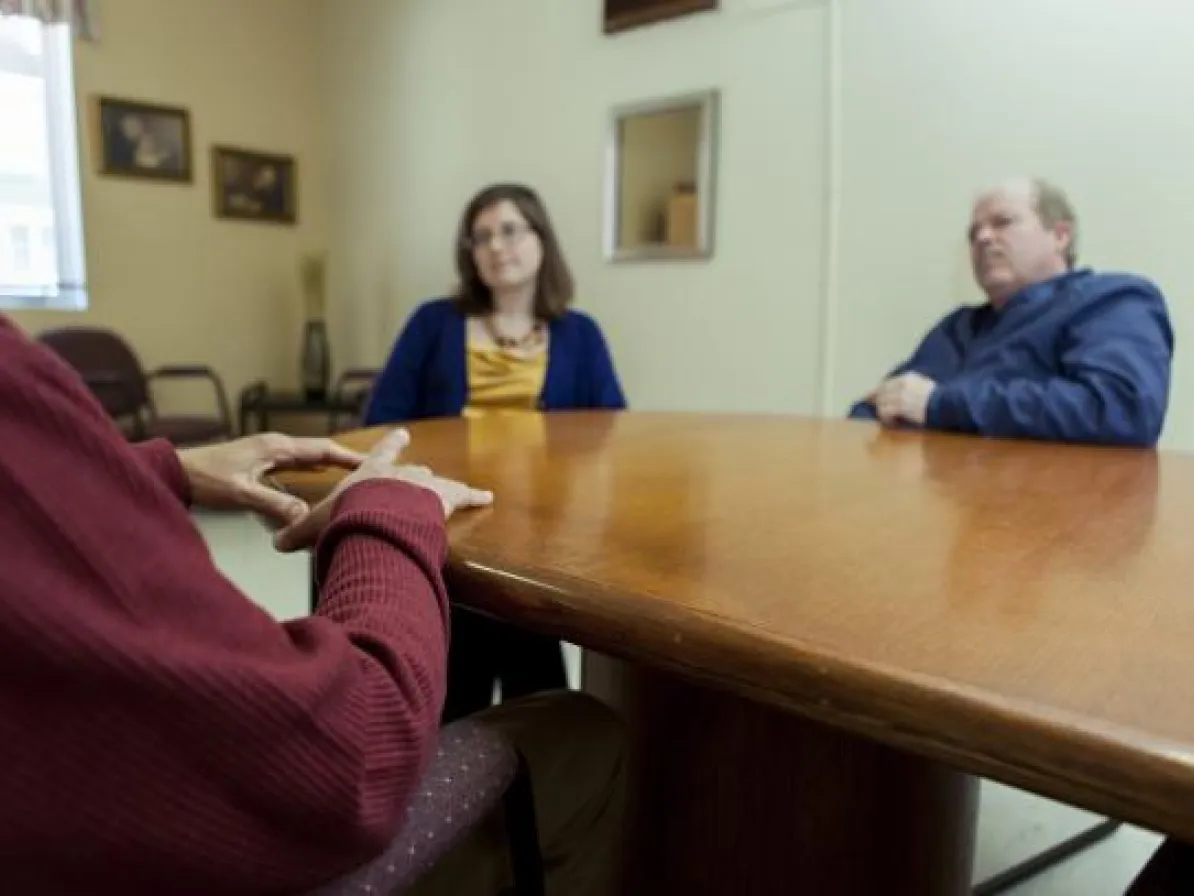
[666,188,698,250]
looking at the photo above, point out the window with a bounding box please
[10,224,30,271]
[0,14,87,310]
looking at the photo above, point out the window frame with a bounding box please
[0,16,88,312]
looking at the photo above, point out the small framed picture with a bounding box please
[603,0,718,34]
[211,145,298,225]
[95,96,193,182]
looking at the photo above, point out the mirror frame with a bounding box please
[603,88,720,263]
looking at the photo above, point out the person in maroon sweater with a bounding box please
[0,316,625,896]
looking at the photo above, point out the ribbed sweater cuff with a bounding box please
[131,439,193,505]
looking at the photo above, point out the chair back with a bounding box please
[306,719,525,895]
[330,368,380,433]
[39,326,150,417]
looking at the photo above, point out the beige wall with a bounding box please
[322,0,828,417]
[11,0,327,414]
[323,0,1194,449]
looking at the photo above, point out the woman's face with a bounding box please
[469,200,543,295]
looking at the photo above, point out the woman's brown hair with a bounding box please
[453,183,575,321]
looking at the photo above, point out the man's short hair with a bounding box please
[1032,178,1078,269]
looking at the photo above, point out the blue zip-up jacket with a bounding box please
[848,270,1173,447]
[364,298,626,424]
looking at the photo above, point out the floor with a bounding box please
[196,509,1162,894]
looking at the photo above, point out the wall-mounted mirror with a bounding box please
[604,89,718,262]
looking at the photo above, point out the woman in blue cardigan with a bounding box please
[364,182,626,722]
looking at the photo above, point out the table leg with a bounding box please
[584,654,978,896]
[1127,838,1194,894]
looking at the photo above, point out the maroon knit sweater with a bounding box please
[0,317,450,895]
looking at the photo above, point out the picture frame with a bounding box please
[603,0,718,34]
[94,96,193,183]
[604,89,720,262]
[211,145,298,225]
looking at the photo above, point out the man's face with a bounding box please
[968,184,1071,305]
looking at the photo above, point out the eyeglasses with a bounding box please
[463,221,534,251]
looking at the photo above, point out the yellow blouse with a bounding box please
[463,342,548,417]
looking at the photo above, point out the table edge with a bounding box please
[446,548,1194,842]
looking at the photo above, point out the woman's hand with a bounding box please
[273,428,494,553]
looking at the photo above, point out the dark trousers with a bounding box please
[442,606,569,723]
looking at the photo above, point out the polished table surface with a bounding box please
[282,411,1194,844]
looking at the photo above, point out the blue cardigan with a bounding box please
[848,270,1174,447]
[364,298,627,424]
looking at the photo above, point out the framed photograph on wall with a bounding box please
[603,0,718,34]
[211,145,298,225]
[95,96,193,182]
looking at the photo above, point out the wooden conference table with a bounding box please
[280,412,1194,895]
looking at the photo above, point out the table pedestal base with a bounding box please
[584,655,978,896]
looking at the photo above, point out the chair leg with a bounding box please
[973,818,1122,896]
[502,751,546,896]
[308,553,319,614]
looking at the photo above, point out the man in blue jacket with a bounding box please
[849,178,1173,446]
